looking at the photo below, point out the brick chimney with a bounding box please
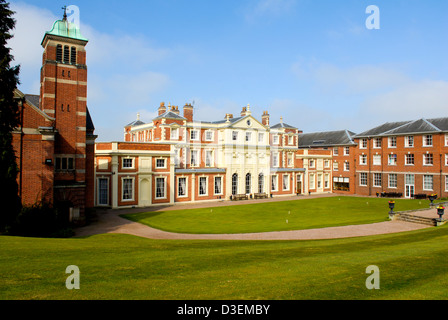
[262,111,270,126]
[158,102,166,116]
[240,106,247,117]
[183,103,193,122]
[171,105,180,115]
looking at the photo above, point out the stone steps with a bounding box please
[395,213,438,226]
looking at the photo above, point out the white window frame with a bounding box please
[177,177,188,198]
[155,158,166,169]
[309,174,315,189]
[324,174,330,189]
[423,153,433,166]
[272,153,280,167]
[446,154,448,166]
[287,153,294,167]
[388,154,397,166]
[199,176,208,196]
[344,147,350,156]
[324,160,330,168]
[405,136,414,148]
[258,133,264,143]
[445,134,448,147]
[388,136,397,148]
[246,132,252,142]
[205,130,214,141]
[190,150,200,167]
[373,173,382,188]
[445,175,448,192]
[360,138,367,149]
[389,174,398,189]
[121,177,135,201]
[190,129,199,141]
[283,174,290,191]
[373,155,381,166]
[122,157,135,169]
[273,135,279,145]
[423,134,433,147]
[423,175,433,191]
[333,161,339,171]
[333,148,339,156]
[373,138,382,149]
[97,177,109,206]
[205,150,213,167]
[317,174,322,189]
[360,154,367,165]
[155,177,167,199]
[170,128,179,140]
[288,135,294,145]
[309,159,315,168]
[344,161,350,172]
[214,176,223,195]
[360,172,368,186]
[271,175,278,192]
[232,131,239,141]
[405,154,415,166]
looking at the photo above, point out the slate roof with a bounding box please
[270,122,297,129]
[126,119,146,127]
[354,117,448,137]
[25,94,40,108]
[152,111,187,121]
[298,130,356,148]
[86,107,95,131]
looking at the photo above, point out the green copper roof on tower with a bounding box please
[45,18,88,42]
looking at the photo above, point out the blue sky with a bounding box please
[8,0,448,141]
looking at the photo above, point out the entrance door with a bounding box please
[405,185,414,198]
[296,175,302,194]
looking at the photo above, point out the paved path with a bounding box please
[74,195,439,241]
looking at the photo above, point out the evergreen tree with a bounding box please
[0,0,21,231]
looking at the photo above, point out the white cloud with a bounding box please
[245,0,296,22]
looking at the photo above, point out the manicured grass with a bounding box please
[122,196,433,234]
[1,224,448,300]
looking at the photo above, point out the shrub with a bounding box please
[10,201,73,238]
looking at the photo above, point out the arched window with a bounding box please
[258,173,264,194]
[56,45,63,62]
[63,45,70,63]
[232,174,238,195]
[70,47,77,64]
[245,173,251,195]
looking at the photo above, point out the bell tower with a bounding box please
[40,8,95,213]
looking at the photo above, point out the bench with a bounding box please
[254,193,268,199]
[379,192,403,198]
[414,194,427,200]
[231,194,248,201]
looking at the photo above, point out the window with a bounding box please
[373,173,382,188]
[258,133,264,143]
[446,176,448,191]
[344,147,350,156]
[405,174,415,185]
[423,175,433,191]
[55,156,75,171]
[373,155,381,166]
[324,174,330,189]
[70,46,76,64]
[199,177,207,196]
[373,138,382,148]
[333,148,339,156]
[156,177,166,198]
[423,153,433,166]
[156,159,166,169]
[271,175,278,191]
[190,150,199,167]
[174,149,181,167]
[389,174,398,188]
[258,173,264,194]
[388,154,397,166]
[344,161,350,172]
[171,128,179,140]
[232,131,238,141]
[273,135,279,144]
[205,150,213,167]
[97,178,109,205]
[56,44,63,62]
[333,161,339,171]
[309,174,315,189]
[288,136,294,145]
[445,134,448,147]
[190,130,199,141]
[360,154,367,165]
[317,174,322,189]
[245,173,251,194]
[246,132,252,142]
[388,137,397,148]
[63,45,70,63]
[446,154,448,166]
[232,174,238,195]
[283,175,289,191]
[405,154,415,165]
[324,160,330,168]
[205,131,213,141]
[405,136,414,148]
[360,173,368,186]
[287,153,293,166]
[423,135,433,147]
[360,138,367,149]
[215,177,222,195]
[122,158,134,169]
[178,177,187,197]
[272,153,279,167]
[122,178,134,201]
[309,159,315,168]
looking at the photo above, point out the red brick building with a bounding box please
[12,14,96,220]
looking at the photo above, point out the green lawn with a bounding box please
[122,196,433,234]
[1,225,448,300]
